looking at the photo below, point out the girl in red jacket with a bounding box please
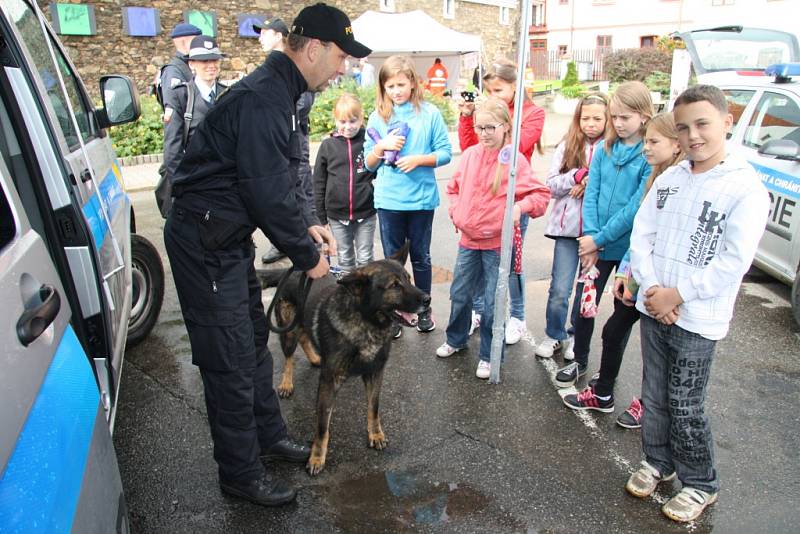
[437,97,550,379]
[457,59,546,345]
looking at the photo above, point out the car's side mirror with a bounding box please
[758,138,800,161]
[96,75,140,129]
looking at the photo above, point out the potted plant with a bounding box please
[554,61,584,114]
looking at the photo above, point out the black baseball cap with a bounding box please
[171,23,202,39]
[253,17,289,37]
[290,3,371,58]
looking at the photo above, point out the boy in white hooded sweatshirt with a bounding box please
[626,85,769,523]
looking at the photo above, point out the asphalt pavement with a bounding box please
[115,130,800,533]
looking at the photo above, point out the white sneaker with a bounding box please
[475,360,491,379]
[534,336,560,358]
[436,343,461,358]
[468,311,481,336]
[504,317,526,345]
[562,336,575,360]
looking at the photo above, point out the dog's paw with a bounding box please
[277,384,294,398]
[306,456,326,476]
[368,431,388,450]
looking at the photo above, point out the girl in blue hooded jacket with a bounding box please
[364,55,452,336]
[554,81,653,388]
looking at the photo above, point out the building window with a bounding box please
[530,1,545,27]
[379,0,396,13]
[712,0,734,4]
[443,0,455,19]
[499,6,510,25]
[560,0,569,4]
[558,44,568,56]
[597,35,612,48]
[640,35,657,48]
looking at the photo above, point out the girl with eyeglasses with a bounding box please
[436,97,550,379]
[535,93,609,360]
[456,58,547,347]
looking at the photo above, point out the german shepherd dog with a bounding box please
[263,244,430,475]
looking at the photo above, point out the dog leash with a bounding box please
[266,267,313,334]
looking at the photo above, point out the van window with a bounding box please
[722,89,755,139]
[0,184,15,250]
[744,92,800,149]
[6,0,93,149]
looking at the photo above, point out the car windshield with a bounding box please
[682,27,800,73]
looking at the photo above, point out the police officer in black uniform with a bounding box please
[157,36,225,217]
[161,23,202,123]
[164,3,370,507]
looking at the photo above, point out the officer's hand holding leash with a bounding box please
[306,225,337,279]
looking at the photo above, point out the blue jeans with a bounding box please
[445,247,504,362]
[473,214,528,320]
[640,315,719,494]
[545,237,581,341]
[377,209,434,295]
[329,215,377,271]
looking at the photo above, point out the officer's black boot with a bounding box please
[219,474,297,507]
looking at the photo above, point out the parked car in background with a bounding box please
[678,26,800,325]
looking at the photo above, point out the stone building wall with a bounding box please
[36,0,520,98]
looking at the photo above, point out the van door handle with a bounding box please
[17,284,61,346]
[80,169,92,183]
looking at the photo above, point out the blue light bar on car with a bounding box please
[764,63,800,82]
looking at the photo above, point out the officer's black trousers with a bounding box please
[164,208,287,483]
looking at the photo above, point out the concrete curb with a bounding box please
[119,153,163,167]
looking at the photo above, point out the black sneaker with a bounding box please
[555,361,586,388]
[563,386,615,413]
[392,323,402,339]
[616,397,644,429]
[416,308,436,333]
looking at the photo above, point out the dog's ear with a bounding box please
[337,271,370,295]
[389,241,410,266]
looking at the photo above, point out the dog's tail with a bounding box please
[257,267,286,289]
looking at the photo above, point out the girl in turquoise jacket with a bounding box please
[364,55,452,336]
[554,81,653,388]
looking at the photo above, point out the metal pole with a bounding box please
[489,0,531,384]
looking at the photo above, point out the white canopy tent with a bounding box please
[351,10,482,91]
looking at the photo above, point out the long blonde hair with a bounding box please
[605,81,654,153]
[375,55,423,123]
[475,97,512,195]
[643,113,685,198]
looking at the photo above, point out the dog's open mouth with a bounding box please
[393,310,418,327]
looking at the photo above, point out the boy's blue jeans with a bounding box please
[545,237,581,341]
[445,247,504,362]
[377,209,433,295]
[473,215,528,320]
[640,315,719,494]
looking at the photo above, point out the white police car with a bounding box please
[0,0,163,531]
[679,27,800,325]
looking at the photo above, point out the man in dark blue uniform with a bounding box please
[161,23,202,123]
[164,3,370,507]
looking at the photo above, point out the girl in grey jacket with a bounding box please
[535,93,608,359]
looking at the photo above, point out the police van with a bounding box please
[678,26,800,325]
[0,0,163,531]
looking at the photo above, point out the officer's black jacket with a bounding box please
[171,52,319,271]
[161,54,193,111]
[162,81,220,183]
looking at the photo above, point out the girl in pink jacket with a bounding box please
[436,97,550,379]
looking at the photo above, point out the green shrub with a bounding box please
[645,71,671,98]
[563,61,579,87]
[309,78,457,140]
[109,95,163,157]
[560,84,586,99]
[604,48,672,84]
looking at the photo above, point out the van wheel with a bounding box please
[793,273,800,328]
[127,234,164,347]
